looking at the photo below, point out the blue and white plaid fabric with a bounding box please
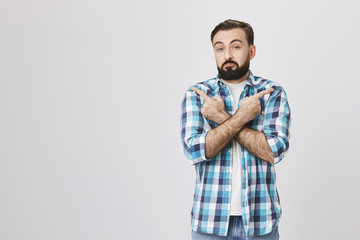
[180,71,291,237]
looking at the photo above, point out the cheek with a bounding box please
[234,55,246,65]
[215,55,223,67]
[236,51,249,62]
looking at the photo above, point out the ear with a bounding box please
[249,45,256,60]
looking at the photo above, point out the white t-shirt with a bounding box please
[221,79,246,216]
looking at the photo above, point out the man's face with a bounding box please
[212,28,255,81]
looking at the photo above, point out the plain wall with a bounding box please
[1,0,359,239]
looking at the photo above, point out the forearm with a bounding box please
[234,127,274,164]
[205,112,246,159]
[215,113,274,163]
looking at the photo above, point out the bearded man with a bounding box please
[180,20,291,240]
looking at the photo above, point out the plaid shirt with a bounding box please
[180,71,291,237]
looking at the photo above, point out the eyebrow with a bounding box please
[213,39,244,47]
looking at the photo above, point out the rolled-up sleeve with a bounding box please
[262,86,291,165]
[180,88,211,165]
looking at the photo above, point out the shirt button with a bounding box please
[227,188,230,191]
[227,170,231,173]
[228,149,231,153]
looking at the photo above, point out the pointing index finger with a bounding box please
[192,87,211,100]
[253,88,274,99]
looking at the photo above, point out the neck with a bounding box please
[222,71,249,84]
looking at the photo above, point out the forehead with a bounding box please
[212,28,247,45]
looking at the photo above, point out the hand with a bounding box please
[237,88,274,122]
[192,87,229,124]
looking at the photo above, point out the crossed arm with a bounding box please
[192,87,275,164]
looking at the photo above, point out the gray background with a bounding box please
[1,0,359,239]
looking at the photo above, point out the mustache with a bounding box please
[221,60,239,69]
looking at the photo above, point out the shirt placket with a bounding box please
[220,84,234,234]
[239,85,252,236]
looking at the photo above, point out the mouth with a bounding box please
[223,63,237,69]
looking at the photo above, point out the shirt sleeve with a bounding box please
[180,88,211,165]
[262,86,291,165]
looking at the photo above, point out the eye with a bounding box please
[233,45,241,50]
[216,47,223,52]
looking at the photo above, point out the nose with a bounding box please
[224,48,233,60]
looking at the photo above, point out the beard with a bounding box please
[217,54,250,81]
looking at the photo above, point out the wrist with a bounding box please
[218,110,230,124]
[231,111,247,129]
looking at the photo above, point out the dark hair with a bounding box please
[211,19,254,45]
